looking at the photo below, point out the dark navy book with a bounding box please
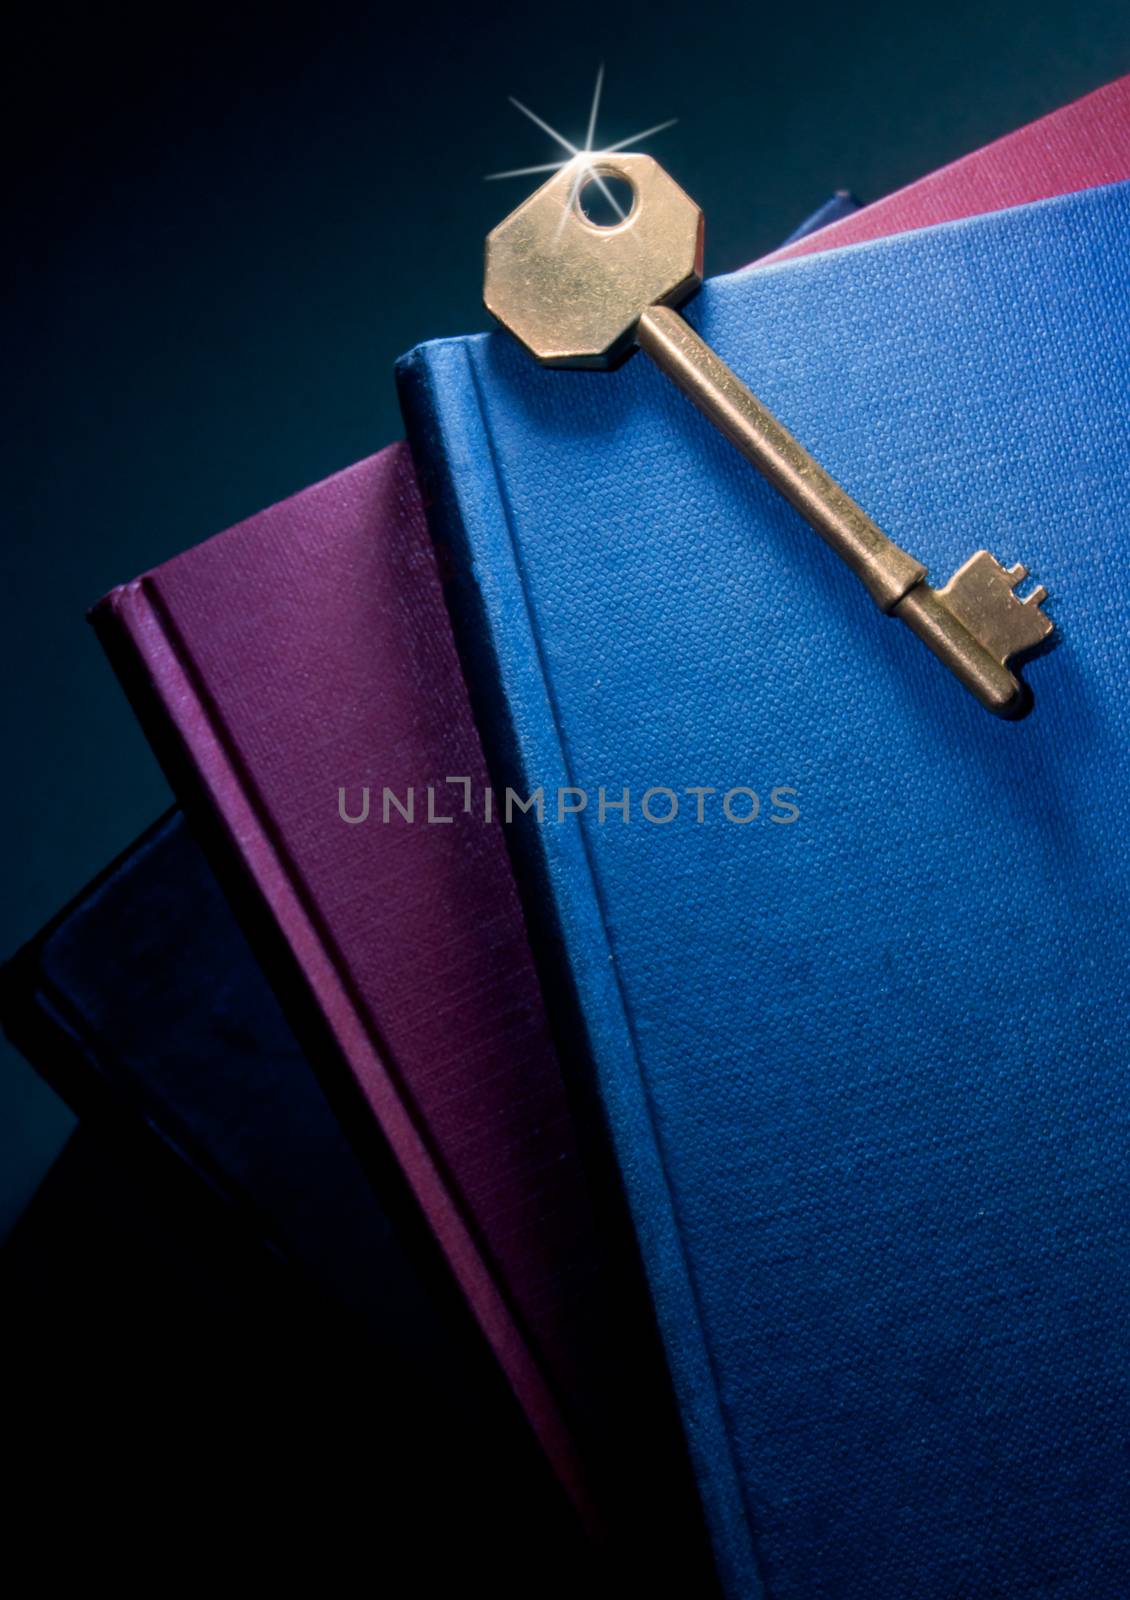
[1,807,594,1593]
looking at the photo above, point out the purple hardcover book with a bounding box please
[91,442,707,1573]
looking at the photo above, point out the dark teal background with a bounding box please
[4,0,1130,1226]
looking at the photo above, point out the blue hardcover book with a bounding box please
[398,179,1130,1597]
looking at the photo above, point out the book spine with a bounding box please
[89,576,596,1529]
[398,339,762,1598]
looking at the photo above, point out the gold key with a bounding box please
[483,154,1053,718]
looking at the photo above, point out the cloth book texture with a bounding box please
[397,173,1130,1598]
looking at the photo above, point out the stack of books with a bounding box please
[6,76,1129,1598]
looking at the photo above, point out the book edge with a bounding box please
[88,577,597,1529]
[398,338,763,1598]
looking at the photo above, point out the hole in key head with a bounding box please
[575,168,636,228]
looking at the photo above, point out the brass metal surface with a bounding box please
[484,153,703,368]
[484,155,1054,717]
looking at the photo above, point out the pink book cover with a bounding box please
[91,75,1130,1545]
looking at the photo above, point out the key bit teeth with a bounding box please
[934,549,1054,669]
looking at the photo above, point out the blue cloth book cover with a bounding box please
[398,180,1130,1596]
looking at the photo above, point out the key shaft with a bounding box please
[636,305,926,614]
